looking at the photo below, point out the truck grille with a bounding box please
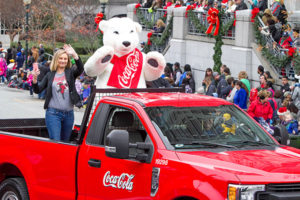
[266,183,300,192]
[256,183,300,200]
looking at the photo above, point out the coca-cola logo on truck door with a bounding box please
[103,171,135,191]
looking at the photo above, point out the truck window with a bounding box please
[103,107,149,156]
[146,105,277,150]
[104,107,147,143]
[86,103,110,145]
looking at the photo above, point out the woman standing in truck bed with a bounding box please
[32,44,83,142]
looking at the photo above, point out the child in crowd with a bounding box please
[22,71,33,96]
[6,59,16,82]
[82,82,91,107]
[182,72,195,93]
[0,55,7,83]
[278,106,299,135]
[7,75,20,88]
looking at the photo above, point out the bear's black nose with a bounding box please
[123,41,131,47]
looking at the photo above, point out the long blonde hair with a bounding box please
[156,19,166,28]
[50,49,71,72]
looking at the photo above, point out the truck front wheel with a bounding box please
[0,178,29,200]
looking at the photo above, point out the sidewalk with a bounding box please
[0,86,85,124]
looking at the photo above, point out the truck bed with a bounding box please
[0,118,48,138]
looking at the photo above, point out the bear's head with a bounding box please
[99,18,142,57]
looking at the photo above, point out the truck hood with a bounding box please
[176,146,300,183]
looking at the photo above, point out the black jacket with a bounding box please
[147,77,172,88]
[183,77,195,93]
[206,83,216,96]
[217,75,229,99]
[32,58,84,109]
[236,2,248,11]
[257,0,268,12]
[37,63,50,82]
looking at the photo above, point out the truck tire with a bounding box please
[0,178,29,200]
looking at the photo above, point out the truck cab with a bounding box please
[78,92,300,200]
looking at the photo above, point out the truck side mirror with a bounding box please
[105,130,129,159]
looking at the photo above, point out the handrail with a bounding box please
[256,16,295,80]
[137,8,167,30]
[44,53,53,61]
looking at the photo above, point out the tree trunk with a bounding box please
[8,31,18,47]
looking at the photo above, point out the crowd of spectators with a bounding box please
[140,0,299,51]
[0,44,93,107]
[151,62,300,135]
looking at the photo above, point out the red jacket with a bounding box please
[248,99,273,120]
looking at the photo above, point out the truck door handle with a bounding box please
[88,159,101,168]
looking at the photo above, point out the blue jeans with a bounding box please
[45,108,74,142]
[37,81,46,99]
[38,89,46,99]
[22,82,33,95]
[0,75,5,83]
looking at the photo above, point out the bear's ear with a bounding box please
[134,22,142,33]
[99,20,109,33]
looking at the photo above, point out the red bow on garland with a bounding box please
[206,8,220,36]
[288,47,296,57]
[147,32,153,45]
[185,5,195,18]
[251,7,260,22]
[94,12,104,32]
[134,3,141,14]
[233,11,236,27]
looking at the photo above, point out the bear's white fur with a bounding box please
[84,17,166,88]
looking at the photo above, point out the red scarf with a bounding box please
[107,48,143,88]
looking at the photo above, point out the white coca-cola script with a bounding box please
[118,49,140,88]
[103,171,135,191]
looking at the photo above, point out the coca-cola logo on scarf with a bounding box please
[118,50,140,88]
[103,171,135,191]
[107,48,143,89]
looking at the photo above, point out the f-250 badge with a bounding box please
[103,171,135,191]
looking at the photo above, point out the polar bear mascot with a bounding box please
[84,17,166,88]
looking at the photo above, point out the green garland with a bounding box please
[136,8,167,30]
[253,15,300,73]
[186,9,207,34]
[213,13,224,72]
[222,17,235,33]
[143,16,174,53]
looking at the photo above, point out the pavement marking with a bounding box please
[13,98,43,103]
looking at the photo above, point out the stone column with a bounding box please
[164,7,187,66]
[234,10,256,83]
[235,9,254,48]
[106,0,136,19]
[172,7,188,40]
[127,4,138,22]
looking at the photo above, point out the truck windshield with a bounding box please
[146,105,277,149]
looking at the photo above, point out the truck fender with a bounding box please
[159,177,225,200]
[0,150,38,199]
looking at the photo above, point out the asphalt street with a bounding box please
[0,84,85,124]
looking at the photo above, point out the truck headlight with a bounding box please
[228,184,265,200]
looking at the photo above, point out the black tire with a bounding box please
[0,178,29,200]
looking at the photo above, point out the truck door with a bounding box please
[77,104,155,200]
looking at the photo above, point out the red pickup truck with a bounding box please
[1,88,300,200]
